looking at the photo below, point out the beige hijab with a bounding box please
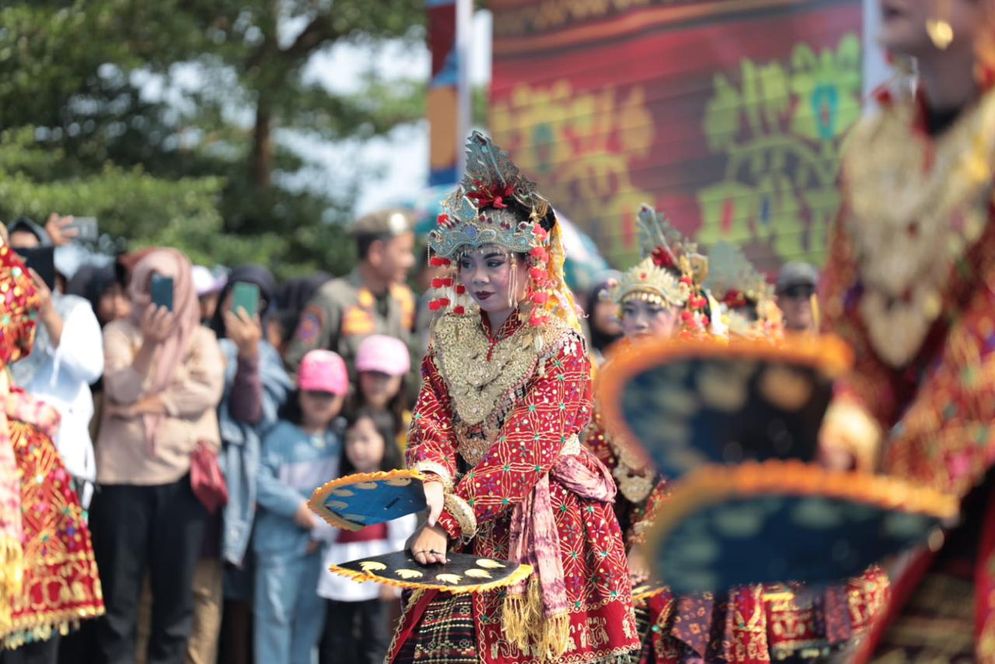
[127,248,201,454]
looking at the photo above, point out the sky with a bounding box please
[298,9,492,215]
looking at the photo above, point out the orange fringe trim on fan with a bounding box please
[596,335,854,457]
[644,460,959,566]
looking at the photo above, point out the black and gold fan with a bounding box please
[598,336,958,593]
[330,551,532,594]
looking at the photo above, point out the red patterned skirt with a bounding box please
[635,569,889,663]
[1,419,104,649]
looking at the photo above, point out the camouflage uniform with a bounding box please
[284,210,416,375]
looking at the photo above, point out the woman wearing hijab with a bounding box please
[210,266,293,664]
[89,248,225,664]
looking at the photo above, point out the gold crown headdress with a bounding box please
[426,132,580,335]
[613,205,708,310]
[703,242,781,337]
[429,131,550,259]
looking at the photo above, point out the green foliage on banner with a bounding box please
[697,34,862,266]
[0,0,424,277]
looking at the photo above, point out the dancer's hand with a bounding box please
[627,546,649,579]
[409,524,448,566]
[423,480,445,526]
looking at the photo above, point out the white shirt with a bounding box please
[315,514,418,602]
[11,294,103,484]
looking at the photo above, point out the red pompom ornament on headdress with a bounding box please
[430,256,451,267]
[651,246,676,270]
[722,290,747,308]
[431,277,454,289]
[466,181,517,210]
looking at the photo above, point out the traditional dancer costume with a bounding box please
[586,215,887,663]
[0,244,104,651]
[388,132,638,664]
[820,64,995,662]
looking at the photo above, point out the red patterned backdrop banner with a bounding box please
[490,0,863,271]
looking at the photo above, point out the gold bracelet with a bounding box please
[443,493,477,539]
[413,461,454,490]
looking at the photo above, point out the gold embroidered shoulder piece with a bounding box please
[431,313,573,427]
[842,88,995,367]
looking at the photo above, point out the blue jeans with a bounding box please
[254,551,325,664]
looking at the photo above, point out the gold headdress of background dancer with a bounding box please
[611,204,711,332]
[704,241,782,338]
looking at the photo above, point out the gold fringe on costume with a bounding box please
[501,575,571,662]
[0,537,22,633]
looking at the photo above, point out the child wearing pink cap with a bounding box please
[254,349,348,664]
[350,334,412,452]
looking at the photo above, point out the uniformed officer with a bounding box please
[284,209,417,375]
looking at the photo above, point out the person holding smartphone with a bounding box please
[6,218,104,509]
[89,248,225,664]
[207,265,293,664]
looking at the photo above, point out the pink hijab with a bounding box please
[127,248,201,454]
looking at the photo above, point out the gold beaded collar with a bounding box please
[432,312,565,426]
[842,87,995,367]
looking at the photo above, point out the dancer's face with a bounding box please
[458,245,529,315]
[878,0,983,58]
[621,297,678,339]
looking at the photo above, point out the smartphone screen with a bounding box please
[14,246,56,290]
[67,217,98,242]
[150,274,174,312]
[230,281,260,318]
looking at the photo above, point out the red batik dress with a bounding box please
[1,389,104,649]
[821,83,995,662]
[389,311,638,664]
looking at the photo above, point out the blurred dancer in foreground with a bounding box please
[819,0,995,660]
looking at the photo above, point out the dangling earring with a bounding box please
[926,0,954,50]
[508,254,518,309]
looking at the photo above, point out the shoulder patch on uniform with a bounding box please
[295,306,324,343]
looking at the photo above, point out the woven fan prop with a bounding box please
[598,336,957,593]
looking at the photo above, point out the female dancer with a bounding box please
[0,241,104,663]
[389,131,638,664]
[586,207,886,662]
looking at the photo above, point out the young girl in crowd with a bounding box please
[254,350,347,664]
[351,334,411,451]
[316,408,414,664]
